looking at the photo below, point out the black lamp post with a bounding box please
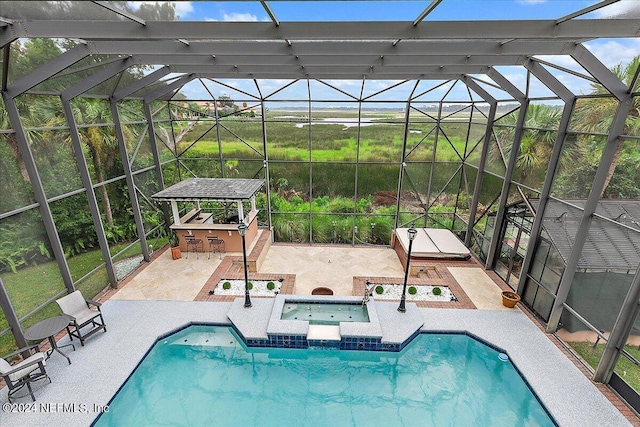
[238,223,252,308]
[398,224,417,313]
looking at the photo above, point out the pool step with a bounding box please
[167,330,239,348]
[307,325,341,343]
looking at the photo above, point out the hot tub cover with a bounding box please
[395,228,470,259]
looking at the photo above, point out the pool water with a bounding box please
[280,302,369,325]
[93,326,555,427]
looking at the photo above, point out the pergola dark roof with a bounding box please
[152,178,264,202]
[531,200,640,271]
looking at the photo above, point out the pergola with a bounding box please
[1,0,640,405]
[151,178,264,225]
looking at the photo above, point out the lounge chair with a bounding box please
[56,290,106,346]
[0,344,50,402]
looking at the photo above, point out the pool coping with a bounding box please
[227,294,426,351]
[268,294,382,338]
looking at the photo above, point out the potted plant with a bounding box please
[169,231,181,260]
[501,291,521,308]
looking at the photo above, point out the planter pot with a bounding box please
[501,291,521,308]
[171,246,182,260]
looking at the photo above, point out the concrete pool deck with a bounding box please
[0,299,631,426]
[111,244,508,311]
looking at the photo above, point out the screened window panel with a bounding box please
[0,133,37,214]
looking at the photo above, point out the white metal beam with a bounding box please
[260,1,280,26]
[168,64,492,75]
[555,0,620,25]
[85,39,578,57]
[112,66,170,101]
[6,44,90,98]
[6,19,639,41]
[132,53,530,67]
[571,44,629,100]
[92,1,146,25]
[413,0,444,26]
[61,57,133,101]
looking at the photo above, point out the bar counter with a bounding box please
[170,209,259,253]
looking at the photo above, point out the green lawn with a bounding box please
[0,239,156,356]
[568,341,640,393]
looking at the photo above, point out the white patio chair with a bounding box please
[0,344,50,402]
[56,290,106,346]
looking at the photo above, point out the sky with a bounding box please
[156,0,640,23]
[128,1,640,104]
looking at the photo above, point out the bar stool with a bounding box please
[184,234,203,259]
[207,236,226,259]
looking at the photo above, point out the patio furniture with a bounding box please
[185,234,204,259]
[207,235,226,259]
[55,290,106,347]
[24,315,75,365]
[0,344,51,402]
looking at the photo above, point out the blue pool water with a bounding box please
[281,302,369,325]
[93,326,555,426]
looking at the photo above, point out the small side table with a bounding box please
[24,315,76,365]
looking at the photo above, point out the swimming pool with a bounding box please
[280,301,369,325]
[93,325,555,426]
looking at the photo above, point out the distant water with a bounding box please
[294,117,397,128]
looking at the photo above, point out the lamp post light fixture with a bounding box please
[238,223,252,308]
[398,224,418,313]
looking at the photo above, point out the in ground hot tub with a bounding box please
[281,301,369,325]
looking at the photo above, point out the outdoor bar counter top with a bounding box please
[170,208,259,253]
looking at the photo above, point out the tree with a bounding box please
[217,94,239,116]
[74,99,119,225]
[571,55,640,197]
[0,1,176,21]
[490,104,574,188]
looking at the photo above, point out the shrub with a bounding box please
[223,281,231,290]
[248,282,253,290]
[432,287,442,296]
[168,231,179,248]
[375,285,384,294]
[408,286,417,295]
[267,281,275,290]
[327,197,355,213]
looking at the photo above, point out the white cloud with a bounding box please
[473,75,494,83]
[534,55,585,72]
[585,39,640,69]
[222,12,259,22]
[325,80,362,89]
[555,74,593,95]
[174,2,194,18]
[594,0,640,18]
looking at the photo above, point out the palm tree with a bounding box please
[490,104,570,188]
[571,55,640,197]
[71,98,119,225]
